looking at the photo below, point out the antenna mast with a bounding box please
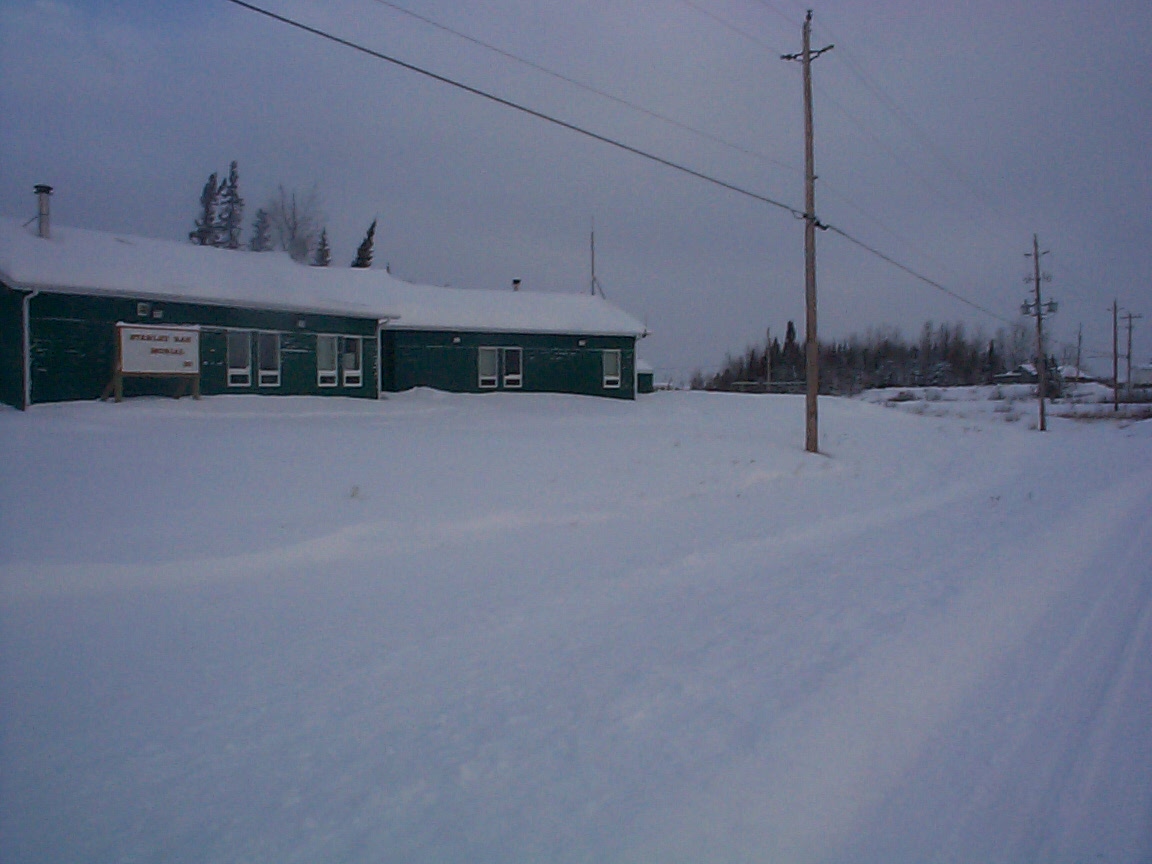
[590,218,596,296]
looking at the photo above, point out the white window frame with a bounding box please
[257,331,281,388]
[502,346,523,389]
[226,330,251,387]
[341,336,363,388]
[478,346,499,389]
[316,334,338,387]
[603,349,622,389]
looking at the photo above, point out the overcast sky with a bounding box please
[3,0,1150,380]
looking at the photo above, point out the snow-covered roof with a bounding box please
[0,219,647,337]
[1058,365,1095,381]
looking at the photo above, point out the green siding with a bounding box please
[0,285,26,409]
[14,289,638,405]
[382,329,636,399]
[26,291,378,404]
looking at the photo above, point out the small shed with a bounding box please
[635,360,655,394]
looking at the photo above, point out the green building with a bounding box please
[0,209,647,409]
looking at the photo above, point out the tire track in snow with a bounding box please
[624,467,1152,864]
[960,490,1152,863]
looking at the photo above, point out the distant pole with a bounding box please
[765,327,772,384]
[1033,235,1046,431]
[1113,300,1120,412]
[1076,323,1082,378]
[782,11,832,453]
[1123,310,1143,399]
[1023,234,1052,431]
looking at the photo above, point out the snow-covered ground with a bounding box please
[2,390,1150,863]
[859,382,1152,425]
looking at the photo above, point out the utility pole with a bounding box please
[1075,323,1082,378]
[1022,234,1055,431]
[782,11,832,453]
[765,327,772,384]
[1112,300,1120,412]
[1123,310,1143,399]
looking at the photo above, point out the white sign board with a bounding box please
[118,324,200,375]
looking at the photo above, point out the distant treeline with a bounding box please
[696,320,1038,394]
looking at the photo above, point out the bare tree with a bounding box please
[995,323,1032,369]
[268,185,323,262]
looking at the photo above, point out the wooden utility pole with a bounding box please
[1112,300,1120,412]
[782,11,832,453]
[1123,310,1143,399]
[1023,234,1053,431]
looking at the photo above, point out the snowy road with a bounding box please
[2,391,1150,863]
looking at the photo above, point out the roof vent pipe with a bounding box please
[34,184,53,239]
[512,278,521,292]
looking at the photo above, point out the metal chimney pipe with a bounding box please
[34,184,53,239]
[512,278,521,292]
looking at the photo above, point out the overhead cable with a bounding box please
[368,0,796,174]
[226,0,1010,326]
[224,0,805,218]
[826,225,1014,325]
[814,17,1005,219]
[675,0,782,52]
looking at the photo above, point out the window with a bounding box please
[478,347,499,388]
[341,336,362,387]
[502,347,522,389]
[227,331,251,387]
[478,347,522,389]
[603,349,622,388]
[257,332,280,387]
[317,335,338,387]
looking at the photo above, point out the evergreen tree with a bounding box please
[313,228,331,267]
[249,208,272,252]
[781,320,801,380]
[216,161,245,250]
[351,219,376,268]
[189,172,220,246]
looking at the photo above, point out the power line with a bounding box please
[674,0,783,53]
[671,0,937,257]
[811,16,1004,219]
[747,0,806,29]
[226,0,1011,328]
[224,0,805,218]
[367,0,798,175]
[826,224,1014,325]
[676,0,987,289]
[375,0,949,273]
